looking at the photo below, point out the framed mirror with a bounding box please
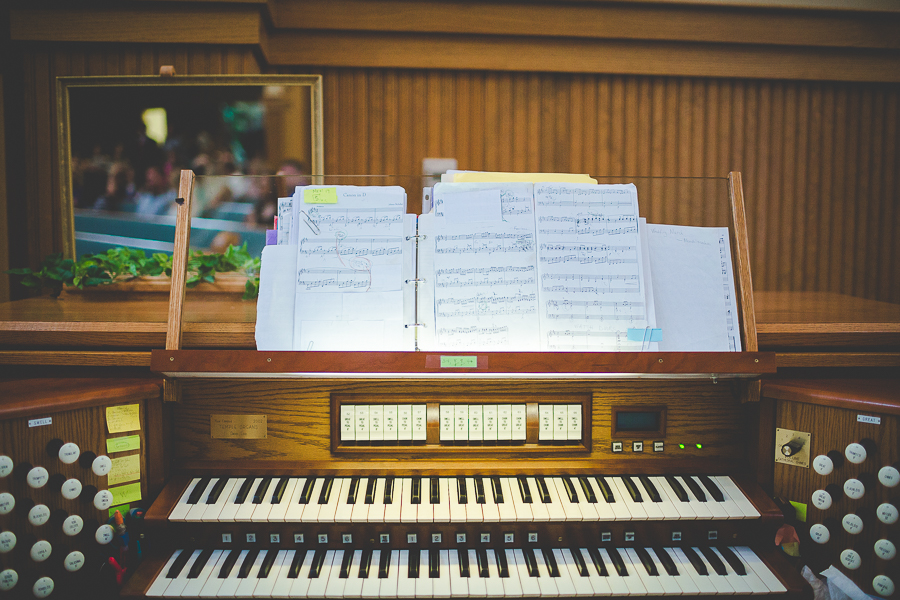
[57,74,323,259]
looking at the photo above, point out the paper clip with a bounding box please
[300,210,321,235]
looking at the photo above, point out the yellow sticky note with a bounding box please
[108,455,141,486]
[110,482,142,506]
[107,435,141,453]
[789,501,808,523]
[106,404,141,434]
[303,187,339,204]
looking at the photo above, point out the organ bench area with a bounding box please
[112,349,808,600]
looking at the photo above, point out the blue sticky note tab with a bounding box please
[627,328,663,342]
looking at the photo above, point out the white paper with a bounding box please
[534,183,649,351]
[276,196,292,245]
[434,188,502,223]
[645,224,741,351]
[255,245,298,350]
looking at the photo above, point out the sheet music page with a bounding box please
[422,182,541,351]
[292,185,413,351]
[646,224,742,351]
[534,183,651,351]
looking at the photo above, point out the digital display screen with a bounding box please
[615,411,661,432]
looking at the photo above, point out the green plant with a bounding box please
[7,245,261,300]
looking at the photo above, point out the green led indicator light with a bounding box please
[696,443,703,449]
[679,444,685,449]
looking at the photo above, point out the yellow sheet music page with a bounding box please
[452,172,597,184]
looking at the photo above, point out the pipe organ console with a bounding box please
[119,369,808,599]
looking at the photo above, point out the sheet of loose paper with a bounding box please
[534,183,651,351]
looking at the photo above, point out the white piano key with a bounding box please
[362,550,384,599]
[539,477,567,522]
[183,549,224,597]
[550,477,583,522]
[216,549,251,597]
[654,477,697,520]
[300,478,326,522]
[497,478,518,522]
[531,549,559,597]
[164,549,207,596]
[418,478,435,523]
[324,549,348,598]
[709,547,754,594]
[217,478,250,522]
[723,547,769,594]
[271,550,299,598]
[267,479,300,522]
[733,546,786,593]
[464,478,483,523]
[526,477,550,521]
[341,550,365,599]
[559,549,594,596]
[414,550,432,599]
[308,550,337,597]
[699,477,742,520]
[449,478,468,522]
[646,548,684,595]
[511,550,540,597]
[675,477,713,520]
[351,478,374,523]
[146,549,184,597]
[686,477,729,519]
[251,479,280,522]
[399,478,417,523]
[253,549,288,598]
[715,476,761,518]
[234,479,265,522]
[370,477,389,523]
[483,550,510,597]
[434,477,452,523]
[609,478,648,521]
[605,548,647,595]
[590,548,628,596]
[197,550,237,597]
[624,548,665,596]
[383,478,402,523]
[434,550,452,597]
[570,477,600,521]
[235,550,269,597]
[201,479,239,522]
[380,550,400,599]
[632,479,665,521]
[576,548,613,596]
[335,478,358,523]
[317,478,347,523]
[397,550,416,599]
[690,547,734,594]
[289,550,316,597]
[670,548,717,595]
[185,480,217,521]
[657,547,699,595]
[465,550,487,598]
[645,477,682,520]
[510,478,534,522]
[479,478,501,522]
[169,479,202,521]
[593,477,633,521]
[550,549,578,596]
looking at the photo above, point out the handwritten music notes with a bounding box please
[534,183,650,351]
[291,186,415,351]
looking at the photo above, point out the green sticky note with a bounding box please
[789,501,807,523]
[110,482,142,506]
[107,435,141,453]
[440,355,478,368]
[304,187,339,204]
[109,504,130,519]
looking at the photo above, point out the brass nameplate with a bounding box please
[211,415,267,439]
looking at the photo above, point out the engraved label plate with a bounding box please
[211,415,268,439]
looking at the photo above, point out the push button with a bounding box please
[840,549,862,570]
[810,523,831,544]
[874,539,896,561]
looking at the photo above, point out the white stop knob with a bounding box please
[62,515,84,537]
[92,455,112,476]
[61,478,82,500]
[840,549,862,570]
[877,503,899,525]
[874,539,896,561]
[93,489,114,510]
[878,465,899,488]
[26,466,49,489]
[842,513,864,534]
[32,576,54,598]
[844,478,866,499]
[811,489,833,510]
[810,523,831,544]
[95,524,115,545]
[845,442,867,464]
[65,550,85,572]
[0,531,16,553]
[0,455,12,478]
[58,442,80,464]
[27,504,50,527]
[813,454,834,475]
[0,569,17,591]
[0,493,14,515]
[872,575,895,598]
[30,540,52,562]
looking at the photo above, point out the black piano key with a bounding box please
[407,550,419,579]
[457,476,468,504]
[536,476,552,503]
[638,476,662,502]
[234,478,255,504]
[717,546,747,576]
[542,548,560,577]
[206,478,228,504]
[595,477,615,503]
[379,549,391,578]
[665,475,689,502]
[252,477,272,504]
[187,549,214,578]
[347,477,360,505]
[318,477,334,504]
[383,476,395,504]
[308,550,327,578]
[578,477,597,503]
[271,477,289,504]
[635,547,658,576]
[562,477,579,503]
[339,550,354,578]
[587,548,609,577]
[607,548,628,577]
[219,549,241,578]
[458,549,470,577]
[570,548,589,577]
[359,549,373,578]
[299,478,316,504]
[522,548,539,577]
[187,478,211,504]
[258,549,278,578]
[237,549,260,578]
[682,476,707,502]
[429,548,440,578]
[698,475,725,502]
[699,547,728,576]
[494,549,509,578]
[654,548,679,576]
[430,476,440,505]
[364,476,376,504]
[166,549,194,578]
[517,476,532,503]
[681,547,708,576]
[287,550,307,579]
[621,476,643,502]
[411,476,422,505]
[474,477,486,504]
[490,476,504,503]
[477,549,489,578]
